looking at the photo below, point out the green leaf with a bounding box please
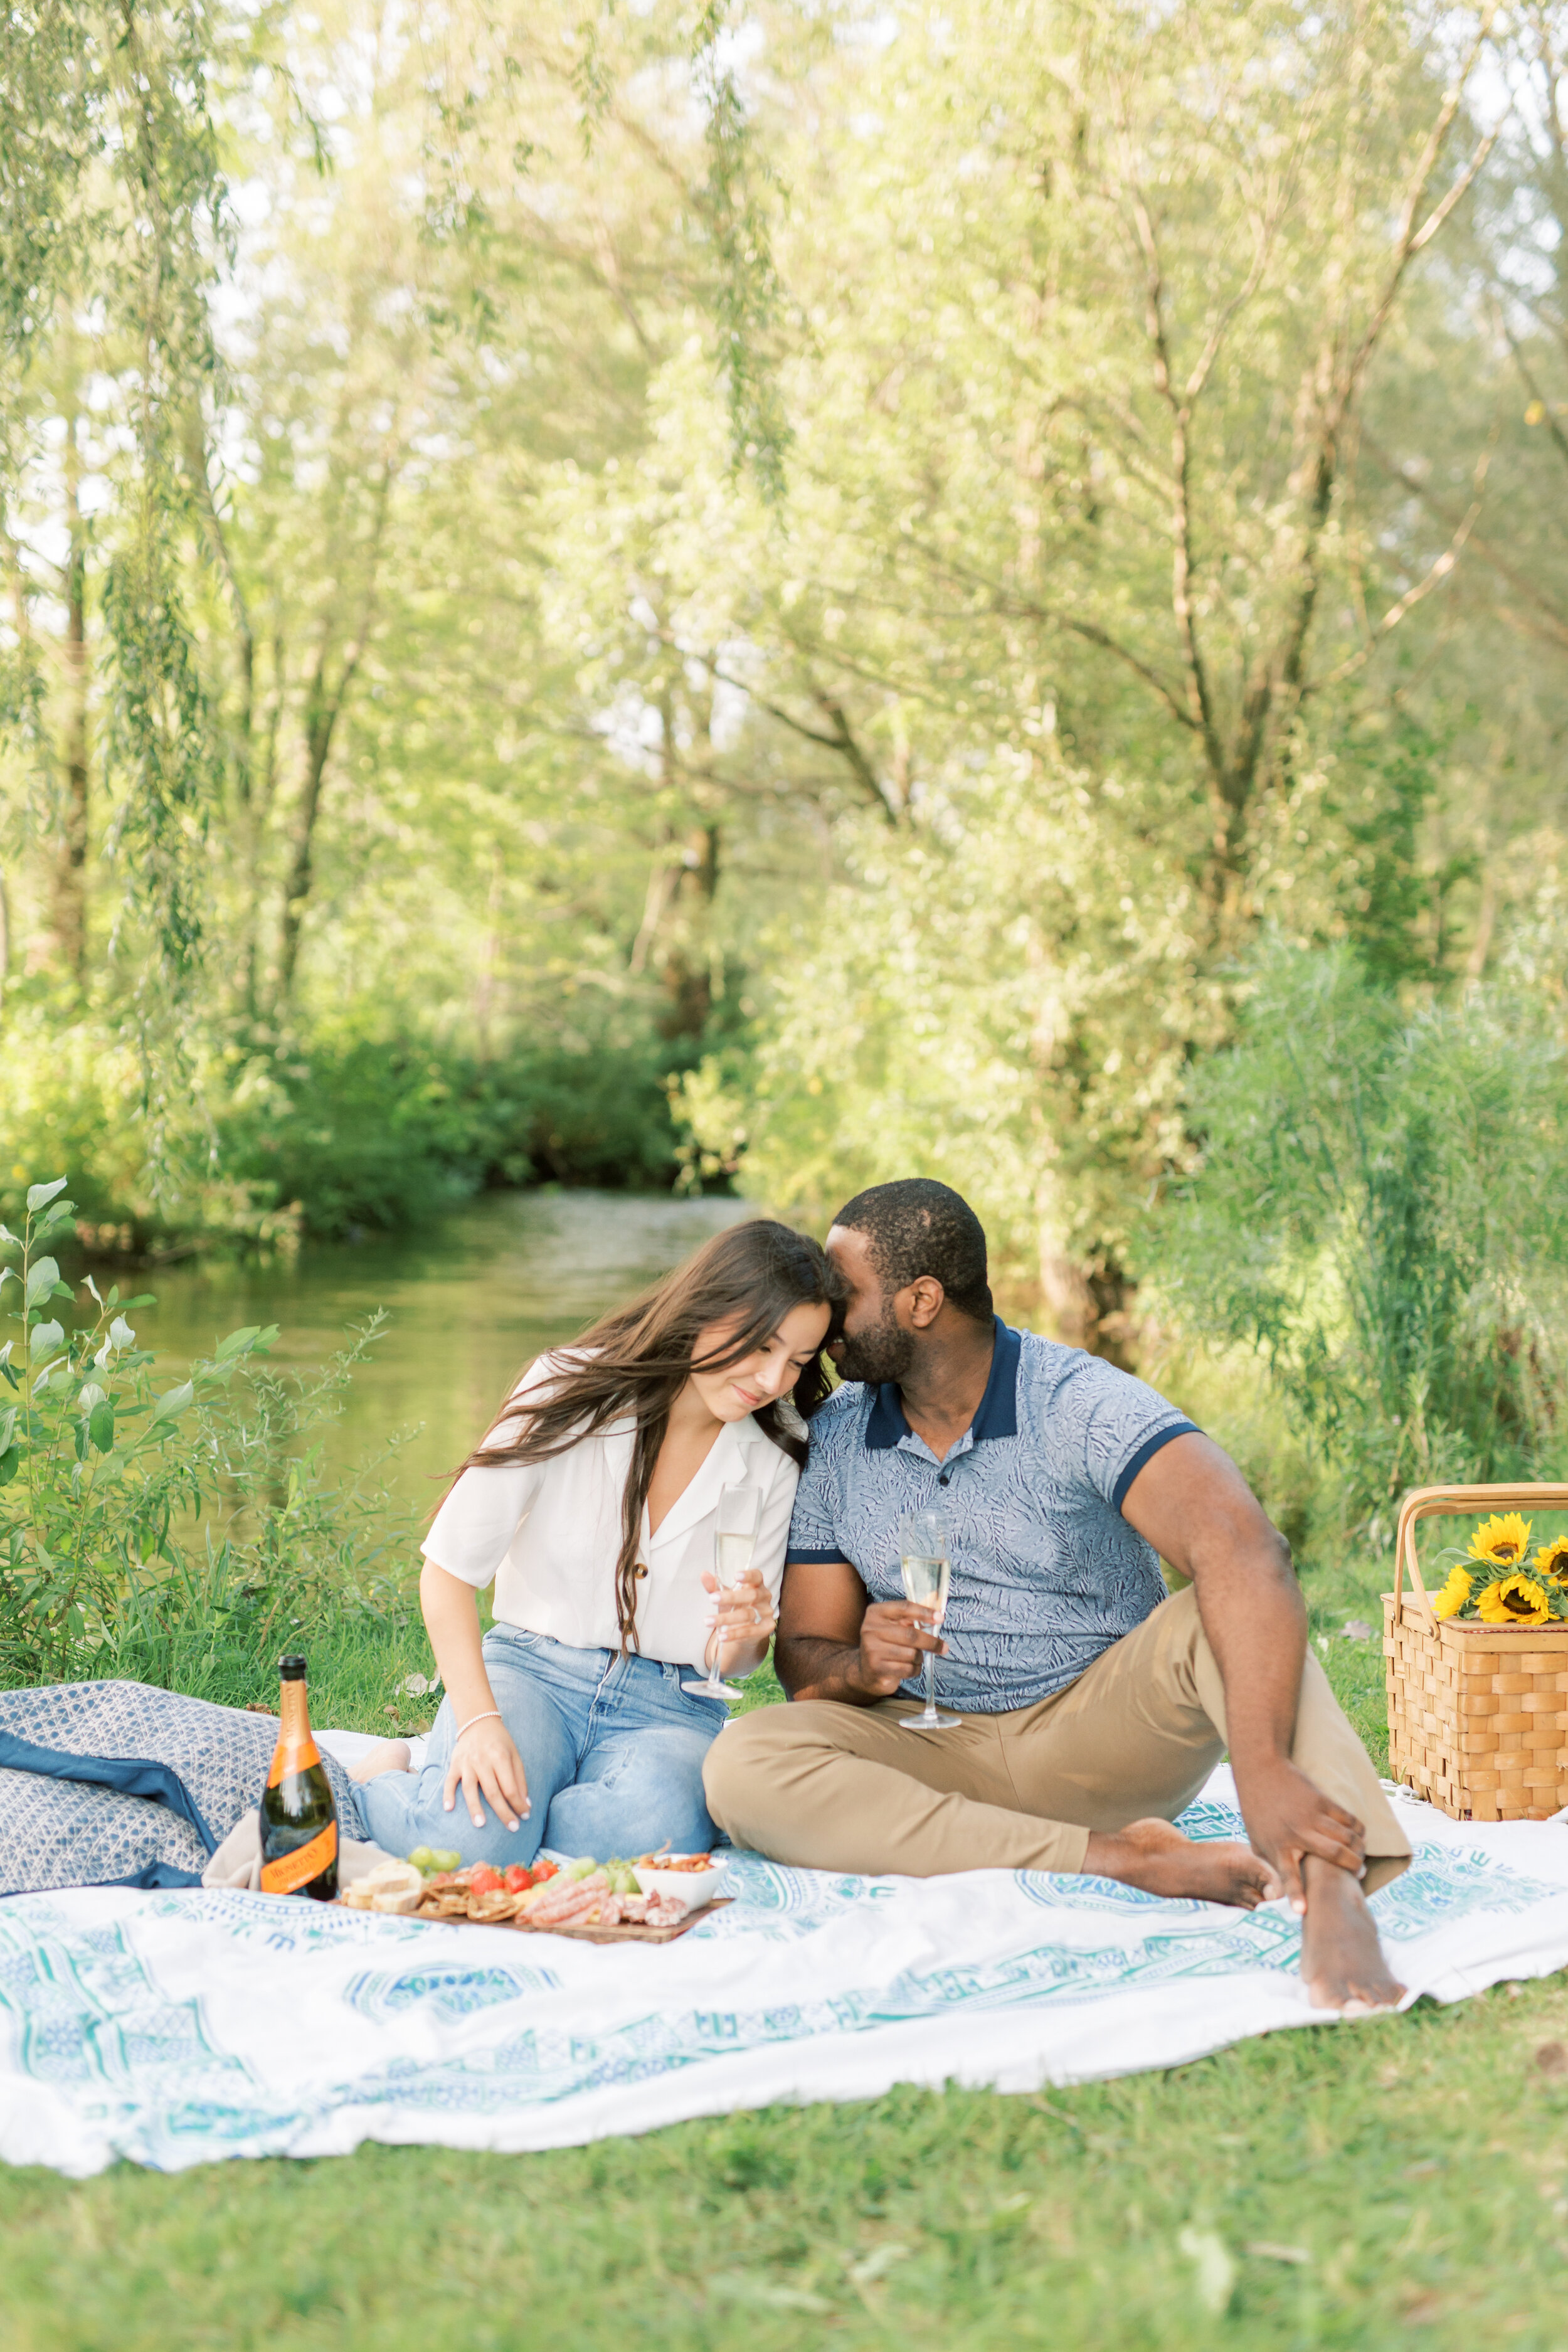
[25,1178,68,1212]
[214,1325,263,1360]
[88,1402,115,1454]
[151,1381,194,1422]
[28,1320,65,1357]
[23,1258,58,1308]
[0,1446,18,1487]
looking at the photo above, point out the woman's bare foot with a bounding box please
[1300,1853,1406,2012]
[1083,1817,1280,1908]
[349,1738,411,1785]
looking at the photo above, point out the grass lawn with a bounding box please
[3,1564,1566,2351]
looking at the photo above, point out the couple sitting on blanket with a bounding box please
[353,1179,1411,2013]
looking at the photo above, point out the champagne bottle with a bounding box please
[258,1654,339,1900]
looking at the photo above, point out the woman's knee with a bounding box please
[359,1767,543,1870]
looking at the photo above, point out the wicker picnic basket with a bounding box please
[1384,1482,1568,1822]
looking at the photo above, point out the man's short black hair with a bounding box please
[830,1179,993,1324]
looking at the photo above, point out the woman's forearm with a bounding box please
[420,1559,497,1724]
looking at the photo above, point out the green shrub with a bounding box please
[0,1175,415,1687]
[0,994,697,1250]
[218,1029,691,1237]
[1151,943,1568,1531]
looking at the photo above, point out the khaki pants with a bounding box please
[704,1586,1412,1892]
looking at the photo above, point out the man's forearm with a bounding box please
[775,1634,875,1704]
[1194,1543,1308,1772]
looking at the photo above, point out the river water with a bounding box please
[134,1190,754,1503]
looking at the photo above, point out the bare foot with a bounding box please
[1083,1817,1279,1908]
[1299,1853,1406,2013]
[349,1738,411,1785]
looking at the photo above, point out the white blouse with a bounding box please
[420,1354,800,1667]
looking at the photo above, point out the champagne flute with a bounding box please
[898,1508,958,1730]
[684,1484,764,1701]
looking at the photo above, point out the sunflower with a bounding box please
[1534,1535,1568,1588]
[1432,1565,1474,1620]
[1467,1512,1534,1570]
[1477,1572,1555,1627]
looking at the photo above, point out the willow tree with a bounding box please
[0,3,244,1002]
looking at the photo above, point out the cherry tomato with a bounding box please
[503,1863,534,1893]
[468,1865,503,1897]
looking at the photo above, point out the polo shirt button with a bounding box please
[938,1472,950,1486]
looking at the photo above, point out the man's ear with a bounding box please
[906,1275,946,1331]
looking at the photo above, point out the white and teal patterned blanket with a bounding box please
[3,1749,1567,2178]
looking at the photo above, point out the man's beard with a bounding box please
[834,1300,916,1388]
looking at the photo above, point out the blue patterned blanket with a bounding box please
[0,1683,366,1895]
[3,1767,1568,2176]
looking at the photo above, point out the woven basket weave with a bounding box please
[1384,1481,1568,1823]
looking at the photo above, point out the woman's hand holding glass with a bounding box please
[701,1565,777,1678]
[442,1713,532,1833]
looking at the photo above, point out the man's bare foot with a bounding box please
[1300,1853,1406,2013]
[349,1738,411,1784]
[1083,1818,1279,1908]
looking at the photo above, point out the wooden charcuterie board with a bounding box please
[339,1896,732,1944]
[512,1898,732,1944]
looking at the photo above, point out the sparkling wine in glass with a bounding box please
[684,1483,763,1701]
[898,1508,959,1730]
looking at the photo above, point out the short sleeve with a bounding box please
[1042,1353,1199,1514]
[785,1421,847,1564]
[420,1355,561,1590]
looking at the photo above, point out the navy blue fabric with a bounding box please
[0,1732,216,1849]
[109,1859,207,1890]
[1110,1422,1200,1511]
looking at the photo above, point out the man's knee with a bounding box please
[701,1708,781,1831]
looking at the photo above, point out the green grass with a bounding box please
[4,1559,1565,2351]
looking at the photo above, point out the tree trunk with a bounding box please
[276,652,337,997]
[1039,1251,1140,1370]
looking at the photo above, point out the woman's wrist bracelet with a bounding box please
[453,1708,502,1743]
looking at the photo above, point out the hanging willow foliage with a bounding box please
[559,0,792,498]
[692,4,792,504]
[0,1,236,980]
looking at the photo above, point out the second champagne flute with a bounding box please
[898,1508,958,1730]
[684,1483,764,1701]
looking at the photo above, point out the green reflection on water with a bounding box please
[133,1190,754,1506]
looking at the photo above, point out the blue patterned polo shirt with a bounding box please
[786,1320,1199,1714]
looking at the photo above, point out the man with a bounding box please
[704,1179,1411,2012]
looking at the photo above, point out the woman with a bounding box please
[352,1219,844,1866]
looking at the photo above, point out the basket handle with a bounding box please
[1392,1483,1568,1634]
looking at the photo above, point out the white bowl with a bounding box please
[630,1856,728,1915]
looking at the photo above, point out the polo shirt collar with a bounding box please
[864,1316,1020,1451]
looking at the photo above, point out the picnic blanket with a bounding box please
[4,1735,1568,2178]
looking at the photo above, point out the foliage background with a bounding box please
[1,0,1565,1535]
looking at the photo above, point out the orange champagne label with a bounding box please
[260,1821,337,1894]
[267,1735,322,1788]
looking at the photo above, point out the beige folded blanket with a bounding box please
[202,1811,395,1891]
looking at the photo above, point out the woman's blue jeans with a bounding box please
[356,1625,729,1868]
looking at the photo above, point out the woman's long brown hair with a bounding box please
[459,1219,847,1651]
